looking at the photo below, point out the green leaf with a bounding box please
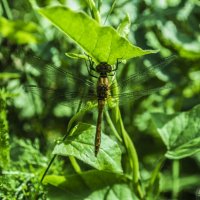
[152,105,200,159]
[53,123,122,173]
[87,183,139,200]
[38,6,157,65]
[0,17,42,44]
[44,170,130,199]
[117,14,131,37]
[45,175,139,200]
[0,73,21,80]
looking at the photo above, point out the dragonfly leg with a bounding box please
[111,58,122,71]
[108,70,116,76]
[85,54,96,71]
[108,58,122,76]
[85,55,98,78]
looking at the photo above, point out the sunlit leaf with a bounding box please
[38,6,157,64]
[53,123,122,172]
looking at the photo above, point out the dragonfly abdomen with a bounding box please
[97,77,109,100]
[95,76,110,156]
[95,100,105,156]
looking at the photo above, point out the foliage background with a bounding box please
[0,0,200,199]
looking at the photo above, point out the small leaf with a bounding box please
[38,6,158,64]
[53,123,122,172]
[152,105,200,159]
[43,170,129,198]
[117,14,131,37]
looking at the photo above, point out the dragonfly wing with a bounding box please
[109,85,173,106]
[23,54,98,107]
[27,55,95,88]
[111,55,176,92]
[24,84,97,108]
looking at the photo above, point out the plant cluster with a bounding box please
[0,0,200,200]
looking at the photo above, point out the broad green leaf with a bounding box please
[0,17,42,44]
[151,105,200,159]
[44,170,129,199]
[38,6,157,65]
[53,123,122,173]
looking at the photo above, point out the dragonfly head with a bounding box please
[96,62,112,76]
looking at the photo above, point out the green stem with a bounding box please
[103,0,117,24]
[40,103,97,184]
[111,106,143,199]
[69,156,81,173]
[104,109,122,142]
[145,156,166,198]
[2,0,13,19]
[172,160,180,200]
[87,0,101,23]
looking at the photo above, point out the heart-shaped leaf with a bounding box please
[38,6,157,64]
[152,105,200,159]
[53,123,122,172]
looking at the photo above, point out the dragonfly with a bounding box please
[24,54,175,156]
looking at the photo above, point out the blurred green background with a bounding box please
[0,0,200,199]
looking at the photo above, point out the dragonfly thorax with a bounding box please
[96,62,112,76]
[97,77,109,100]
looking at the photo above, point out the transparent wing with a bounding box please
[24,84,97,108]
[24,55,97,107]
[27,55,95,88]
[108,85,173,107]
[111,55,176,92]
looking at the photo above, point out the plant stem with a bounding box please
[40,103,97,184]
[172,160,180,200]
[104,109,122,142]
[2,0,13,19]
[145,156,166,198]
[87,0,101,23]
[111,106,143,199]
